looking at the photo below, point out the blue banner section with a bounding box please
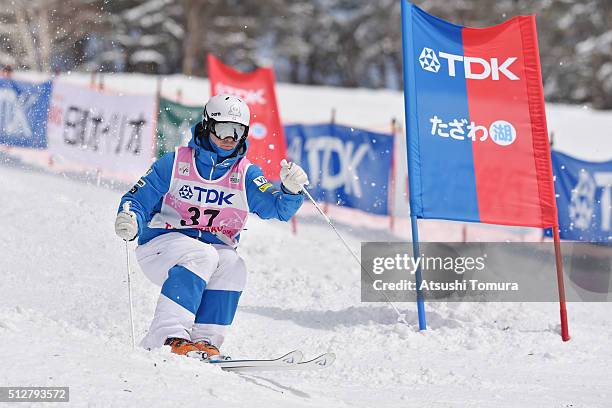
[284,123,393,215]
[401,2,479,222]
[549,151,612,243]
[0,78,52,148]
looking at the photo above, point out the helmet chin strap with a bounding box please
[194,121,208,148]
[235,135,247,153]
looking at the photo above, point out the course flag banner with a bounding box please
[47,82,156,180]
[285,123,393,216]
[549,151,612,243]
[208,54,287,181]
[157,98,202,157]
[401,2,557,228]
[0,78,52,148]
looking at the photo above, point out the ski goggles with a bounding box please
[211,121,248,142]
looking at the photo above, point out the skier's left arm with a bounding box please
[245,164,306,221]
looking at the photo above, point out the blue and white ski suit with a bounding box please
[118,126,303,348]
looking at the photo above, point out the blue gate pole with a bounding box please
[410,214,427,330]
[401,0,426,330]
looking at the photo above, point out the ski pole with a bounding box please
[301,187,408,324]
[123,202,136,349]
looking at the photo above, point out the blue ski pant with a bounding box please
[135,233,246,349]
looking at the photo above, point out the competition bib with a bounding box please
[149,146,251,247]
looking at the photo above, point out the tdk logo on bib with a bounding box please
[419,47,519,81]
[179,184,234,205]
[178,185,193,200]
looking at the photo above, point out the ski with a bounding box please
[218,352,335,372]
[208,350,303,371]
[295,352,335,370]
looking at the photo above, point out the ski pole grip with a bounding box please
[123,202,131,213]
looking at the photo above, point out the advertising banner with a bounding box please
[47,82,156,179]
[285,123,393,215]
[157,98,202,157]
[208,54,287,181]
[0,78,52,148]
[550,151,612,243]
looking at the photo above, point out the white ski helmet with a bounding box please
[203,93,250,128]
[199,94,251,150]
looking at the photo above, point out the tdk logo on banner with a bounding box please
[214,83,266,105]
[0,88,34,138]
[419,47,519,81]
[179,185,234,205]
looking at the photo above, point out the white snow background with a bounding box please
[1,72,611,407]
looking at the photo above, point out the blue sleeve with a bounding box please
[118,152,174,235]
[245,165,304,221]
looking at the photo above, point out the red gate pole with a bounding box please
[552,225,570,341]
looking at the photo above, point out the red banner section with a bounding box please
[401,3,557,228]
[207,54,287,181]
[464,16,557,228]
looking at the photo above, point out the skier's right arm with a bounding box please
[117,152,175,238]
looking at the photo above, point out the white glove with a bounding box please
[280,159,309,194]
[115,202,139,241]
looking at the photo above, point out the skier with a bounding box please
[114,94,309,360]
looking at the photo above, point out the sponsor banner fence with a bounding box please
[285,123,393,215]
[547,151,612,243]
[208,54,287,181]
[47,82,157,180]
[157,98,201,157]
[0,78,52,148]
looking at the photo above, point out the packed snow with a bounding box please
[1,151,612,407]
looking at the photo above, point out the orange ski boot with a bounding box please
[192,339,222,360]
[164,337,207,360]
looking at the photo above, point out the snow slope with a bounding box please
[2,157,612,407]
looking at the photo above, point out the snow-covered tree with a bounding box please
[97,0,184,74]
[0,0,609,108]
[0,0,106,71]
